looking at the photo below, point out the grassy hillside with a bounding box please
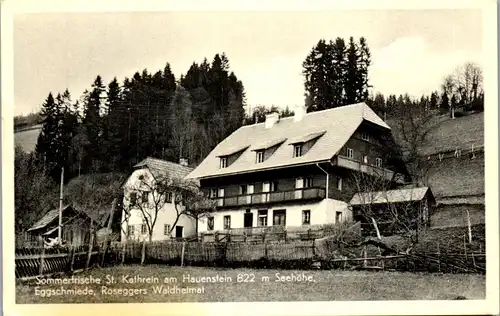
[14,125,42,153]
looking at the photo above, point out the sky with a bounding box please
[13,9,483,116]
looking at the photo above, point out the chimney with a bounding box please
[179,158,188,166]
[265,112,280,128]
[294,104,307,122]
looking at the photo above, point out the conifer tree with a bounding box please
[302,37,371,111]
[82,75,105,172]
[35,93,58,171]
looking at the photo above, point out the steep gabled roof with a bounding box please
[186,103,390,179]
[133,157,193,180]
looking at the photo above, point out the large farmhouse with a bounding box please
[185,103,424,235]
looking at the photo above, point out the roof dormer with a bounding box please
[289,131,326,157]
[216,145,250,169]
[251,138,287,163]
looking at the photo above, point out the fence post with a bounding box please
[121,241,126,264]
[101,199,117,267]
[70,246,76,272]
[39,246,46,276]
[141,240,146,265]
[463,234,467,260]
[264,241,268,259]
[378,247,384,270]
[437,241,441,273]
[181,241,186,267]
[363,245,367,268]
[86,227,95,269]
[466,209,472,243]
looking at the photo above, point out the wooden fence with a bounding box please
[200,222,356,243]
[15,245,113,280]
[110,239,318,267]
[109,239,485,273]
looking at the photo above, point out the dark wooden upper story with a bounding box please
[201,125,401,209]
[189,104,408,209]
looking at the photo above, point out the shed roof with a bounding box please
[28,205,73,232]
[350,187,432,205]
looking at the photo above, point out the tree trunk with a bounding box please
[370,217,381,240]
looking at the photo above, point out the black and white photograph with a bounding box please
[2,1,499,315]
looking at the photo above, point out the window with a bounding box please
[129,192,137,206]
[336,211,343,223]
[127,225,134,237]
[347,148,354,159]
[375,158,383,167]
[294,178,303,199]
[207,217,214,231]
[165,192,173,203]
[175,226,183,238]
[239,185,247,195]
[164,224,171,236]
[210,188,218,198]
[293,145,302,157]
[361,132,370,141]
[304,177,313,188]
[141,224,147,234]
[363,155,368,164]
[337,177,343,191]
[141,191,149,203]
[256,151,265,163]
[302,210,311,225]
[223,215,231,229]
[273,209,286,226]
[258,210,268,226]
[218,188,225,206]
[270,181,279,192]
[220,157,228,169]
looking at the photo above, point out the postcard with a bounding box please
[3,0,499,315]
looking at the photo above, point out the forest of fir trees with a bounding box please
[33,53,247,182]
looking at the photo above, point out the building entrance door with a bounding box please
[244,212,253,228]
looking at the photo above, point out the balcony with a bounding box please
[213,187,326,208]
[333,155,395,181]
